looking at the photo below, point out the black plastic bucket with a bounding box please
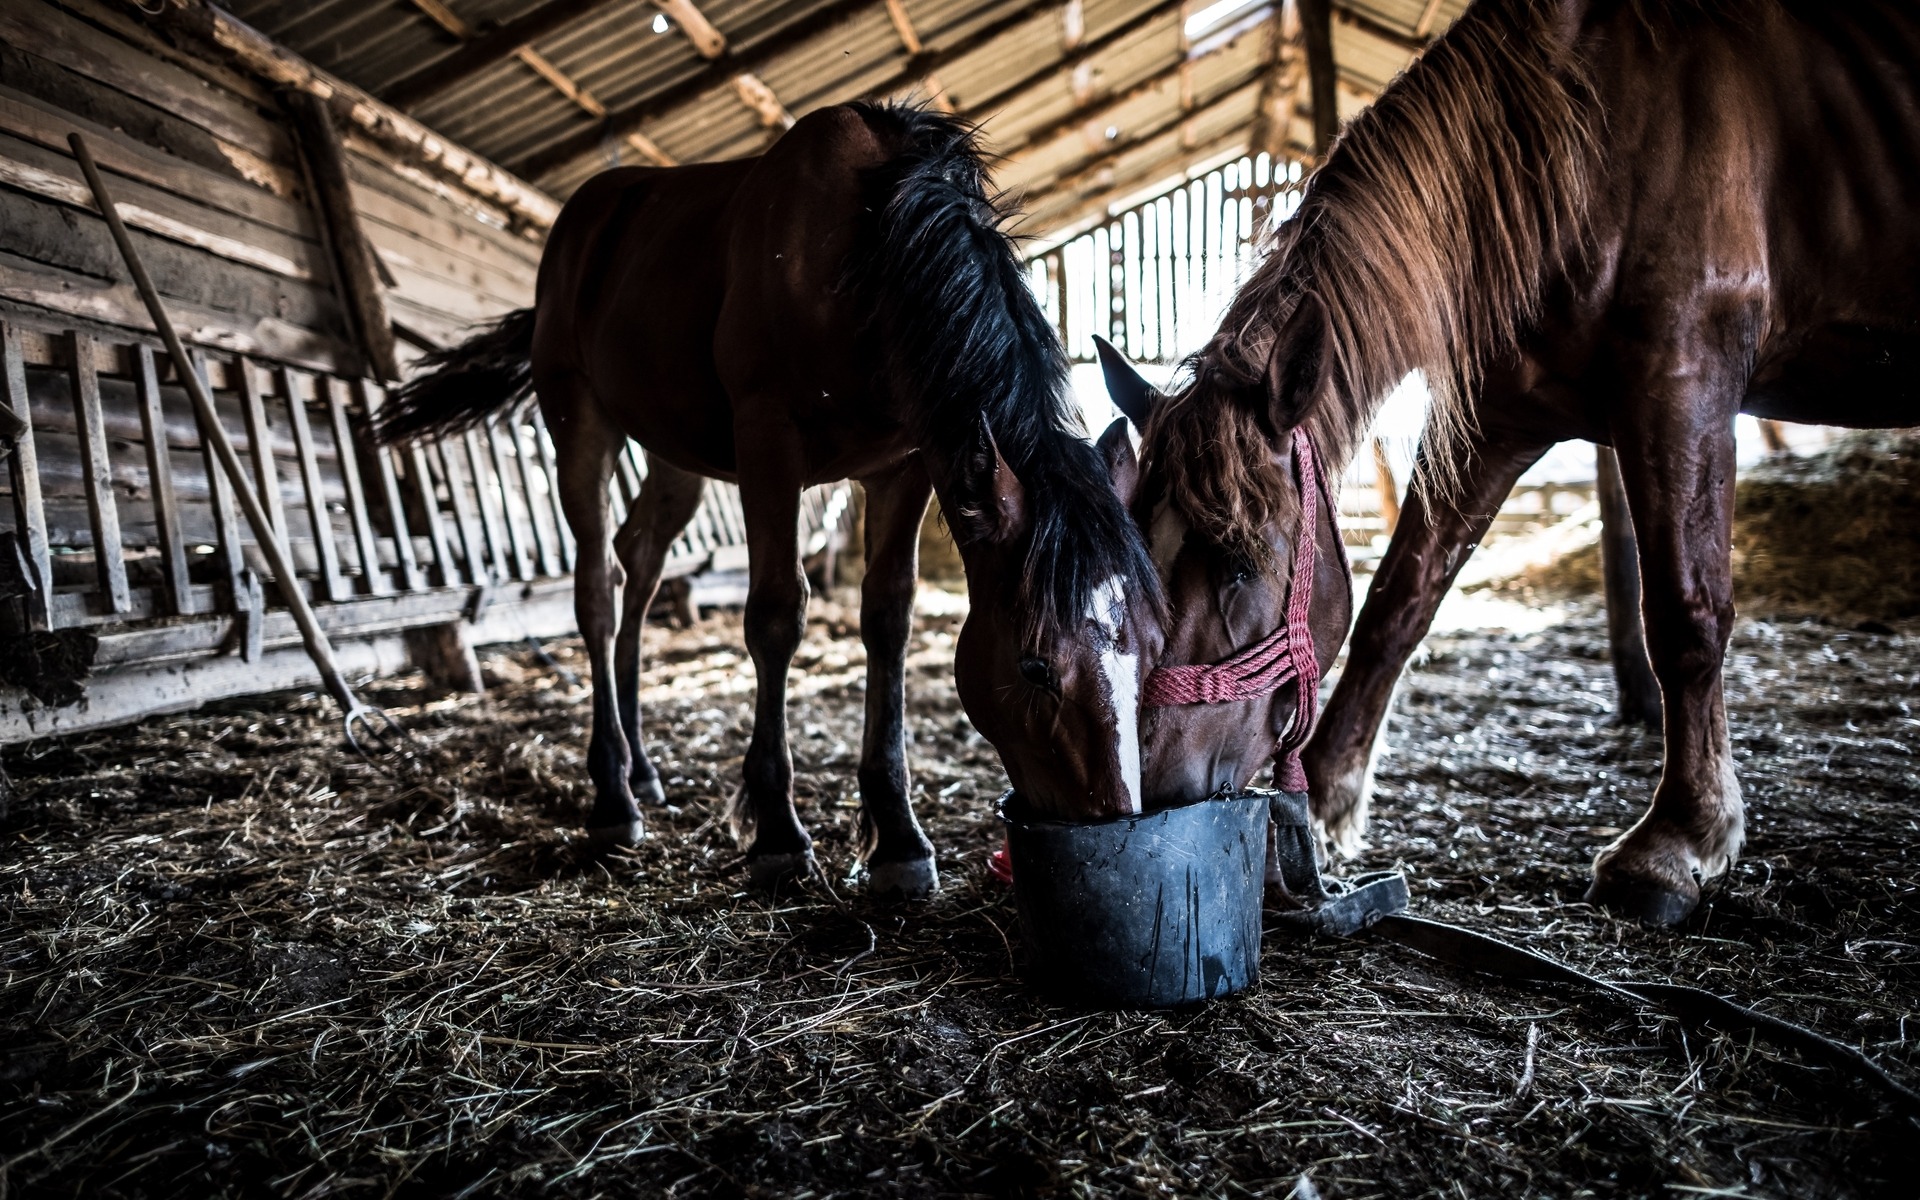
[998,790,1270,1009]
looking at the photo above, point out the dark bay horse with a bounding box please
[376,104,1162,897]
[1101,0,1920,922]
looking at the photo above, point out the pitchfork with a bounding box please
[68,133,409,758]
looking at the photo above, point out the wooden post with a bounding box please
[406,621,485,694]
[1298,0,1339,157]
[282,368,349,601]
[326,377,389,594]
[357,381,425,592]
[3,322,54,629]
[1371,437,1400,535]
[285,90,401,382]
[191,351,247,613]
[132,345,193,616]
[1595,445,1661,729]
[1758,419,1789,454]
[67,332,131,615]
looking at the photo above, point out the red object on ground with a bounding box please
[987,840,1014,885]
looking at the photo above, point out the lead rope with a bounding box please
[1265,793,1920,1119]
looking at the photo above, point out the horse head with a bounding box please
[1097,331,1354,821]
[938,415,1164,822]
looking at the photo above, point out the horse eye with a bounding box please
[1017,657,1057,689]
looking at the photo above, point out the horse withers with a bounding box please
[374,104,1162,898]
[1103,0,1920,923]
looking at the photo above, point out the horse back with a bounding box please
[1589,2,1920,423]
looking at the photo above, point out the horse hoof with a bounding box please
[747,851,819,895]
[587,819,645,848]
[865,857,940,900]
[631,774,668,807]
[1585,873,1698,925]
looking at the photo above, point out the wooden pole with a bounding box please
[1371,438,1400,534]
[68,132,367,719]
[286,91,401,383]
[1298,0,1339,156]
[1595,445,1661,728]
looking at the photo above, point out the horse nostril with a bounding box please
[1017,657,1056,689]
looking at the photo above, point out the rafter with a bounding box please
[515,0,926,180]
[1015,77,1263,211]
[404,0,610,119]
[385,0,626,109]
[1299,0,1338,155]
[883,0,922,54]
[733,72,796,129]
[656,0,728,59]
[1414,0,1447,38]
[999,6,1274,162]
[625,131,677,166]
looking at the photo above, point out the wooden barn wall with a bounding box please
[0,0,539,370]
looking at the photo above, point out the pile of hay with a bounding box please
[1486,431,1920,620]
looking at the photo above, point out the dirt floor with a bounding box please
[2,590,1917,1198]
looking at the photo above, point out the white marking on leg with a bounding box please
[1091,576,1142,815]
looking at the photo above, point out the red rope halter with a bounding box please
[1141,426,1341,793]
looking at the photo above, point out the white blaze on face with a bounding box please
[1091,576,1142,814]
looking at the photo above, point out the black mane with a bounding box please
[847,102,1162,641]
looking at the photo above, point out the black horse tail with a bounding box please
[371,307,535,444]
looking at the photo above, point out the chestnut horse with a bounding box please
[377,104,1161,897]
[1101,0,1920,922]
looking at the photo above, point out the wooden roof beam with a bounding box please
[656,0,728,59]
[406,0,612,119]
[1299,0,1338,155]
[384,0,629,109]
[515,0,914,180]
[1000,5,1276,161]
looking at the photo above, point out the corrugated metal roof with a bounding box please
[222,0,1460,236]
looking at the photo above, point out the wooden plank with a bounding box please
[66,330,130,614]
[464,427,512,584]
[0,84,310,237]
[0,0,293,165]
[358,381,424,592]
[2,320,54,628]
[406,442,456,588]
[132,343,191,615]
[287,91,400,382]
[0,132,320,281]
[530,409,573,570]
[347,156,541,279]
[485,419,535,581]
[281,368,348,601]
[436,438,488,585]
[235,357,289,543]
[505,417,557,577]
[327,376,390,595]
[0,248,358,375]
[191,349,246,613]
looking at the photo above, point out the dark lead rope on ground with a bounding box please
[1263,790,1920,1119]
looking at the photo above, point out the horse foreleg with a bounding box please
[1303,432,1549,854]
[1589,384,1743,925]
[732,468,815,892]
[613,454,706,806]
[547,393,641,843]
[854,460,938,899]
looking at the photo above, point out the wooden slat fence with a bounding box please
[0,314,848,739]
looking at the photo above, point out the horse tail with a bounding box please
[371,307,535,444]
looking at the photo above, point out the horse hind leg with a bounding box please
[612,454,707,806]
[852,461,938,899]
[1304,431,1550,854]
[543,379,641,842]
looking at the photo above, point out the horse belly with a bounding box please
[1745,324,1920,428]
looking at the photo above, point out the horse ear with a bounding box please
[1096,417,1139,507]
[1094,335,1162,432]
[1267,293,1331,433]
[951,419,1028,544]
